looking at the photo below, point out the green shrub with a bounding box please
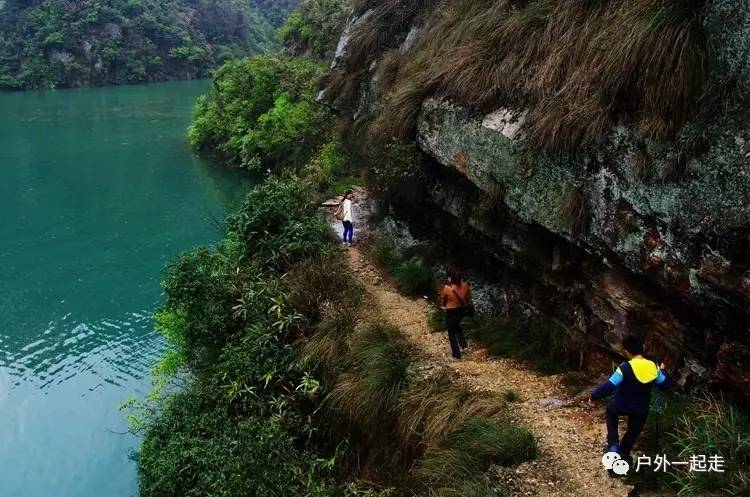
[375,238,401,271]
[392,260,436,297]
[227,177,332,269]
[160,246,244,362]
[139,392,305,497]
[242,92,331,171]
[188,55,331,171]
[303,137,351,192]
[140,176,342,496]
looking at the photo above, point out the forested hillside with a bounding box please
[0,0,299,89]
[250,0,301,25]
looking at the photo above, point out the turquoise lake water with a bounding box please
[0,80,253,497]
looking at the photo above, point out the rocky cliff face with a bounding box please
[322,0,750,396]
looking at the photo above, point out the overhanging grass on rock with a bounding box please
[331,0,711,152]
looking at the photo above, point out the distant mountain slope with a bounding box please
[251,0,301,26]
[0,0,297,89]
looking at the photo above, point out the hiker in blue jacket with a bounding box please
[589,334,672,464]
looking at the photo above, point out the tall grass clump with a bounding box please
[464,314,582,374]
[398,374,509,448]
[418,417,537,494]
[303,307,359,376]
[669,395,750,496]
[287,251,364,323]
[370,80,428,140]
[392,259,436,296]
[633,393,750,496]
[327,323,416,434]
[345,0,440,72]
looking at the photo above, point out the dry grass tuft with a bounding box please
[398,373,508,448]
[320,68,367,113]
[303,307,358,374]
[346,0,440,72]
[630,145,653,180]
[435,0,710,150]
[329,0,711,152]
[370,80,429,140]
[558,185,588,236]
[375,50,404,93]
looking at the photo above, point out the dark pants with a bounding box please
[606,403,648,457]
[445,309,468,359]
[342,221,353,243]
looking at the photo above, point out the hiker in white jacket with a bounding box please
[341,190,354,246]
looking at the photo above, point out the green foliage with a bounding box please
[304,137,351,192]
[279,0,352,59]
[244,92,331,170]
[150,309,188,393]
[0,0,294,89]
[139,391,305,497]
[633,393,750,496]
[464,314,582,374]
[227,176,331,267]
[392,259,435,297]
[669,396,750,496]
[188,55,331,171]
[139,176,339,495]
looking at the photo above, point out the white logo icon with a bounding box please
[601,451,630,475]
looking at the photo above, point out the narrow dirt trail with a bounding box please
[342,245,633,497]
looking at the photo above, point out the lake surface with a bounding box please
[0,80,253,497]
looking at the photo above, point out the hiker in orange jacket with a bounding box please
[441,268,473,359]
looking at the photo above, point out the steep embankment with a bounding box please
[320,0,750,397]
[0,0,297,89]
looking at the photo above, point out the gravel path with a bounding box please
[331,221,633,497]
